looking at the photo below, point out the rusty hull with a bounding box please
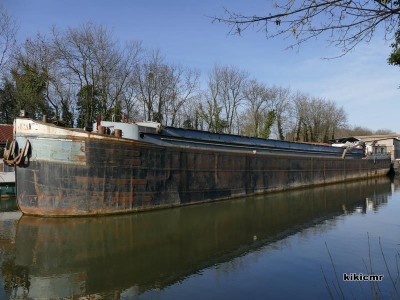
[14,119,391,217]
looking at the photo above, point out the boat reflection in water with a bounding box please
[4,178,393,299]
[0,198,17,213]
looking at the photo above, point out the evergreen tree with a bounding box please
[76,85,101,128]
[0,79,17,124]
[11,63,51,118]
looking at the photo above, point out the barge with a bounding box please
[0,171,15,199]
[2,117,391,217]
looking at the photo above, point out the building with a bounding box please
[0,124,14,171]
[355,134,400,162]
[0,125,15,198]
[329,134,400,162]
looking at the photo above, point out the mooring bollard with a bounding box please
[114,129,122,137]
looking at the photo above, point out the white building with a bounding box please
[355,135,400,162]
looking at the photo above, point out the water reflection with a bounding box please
[0,178,394,299]
[0,198,17,213]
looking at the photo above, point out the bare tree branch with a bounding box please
[212,0,400,54]
[0,5,18,76]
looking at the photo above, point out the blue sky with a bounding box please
[3,0,400,132]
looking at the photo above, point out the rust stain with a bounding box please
[142,195,153,202]
[214,154,218,185]
[130,177,134,209]
[75,176,147,185]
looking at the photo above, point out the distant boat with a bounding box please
[0,124,15,199]
[0,168,15,199]
[2,117,391,217]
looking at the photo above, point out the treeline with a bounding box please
[0,22,393,142]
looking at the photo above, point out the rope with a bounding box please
[2,139,31,167]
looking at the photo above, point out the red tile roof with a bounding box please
[0,125,14,142]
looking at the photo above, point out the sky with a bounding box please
[2,0,400,133]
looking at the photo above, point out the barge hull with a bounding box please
[11,118,391,217]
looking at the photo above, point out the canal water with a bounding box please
[0,177,399,299]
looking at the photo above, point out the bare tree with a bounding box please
[242,79,273,137]
[374,128,395,135]
[199,88,225,133]
[322,100,347,140]
[180,94,203,129]
[289,91,309,141]
[51,23,142,126]
[164,65,200,127]
[0,5,18,76]
[120,83,141,121]
[52,24,103,126]
[93,35,142,121]
[214,1,400,55]
[270,86,292,140]
[220,65,248,133]
[289,92,347,142]
[241,80,293,139]
[133,50,172,123]
[202,65,248,133]
[103,40,144,122]
[336,125,395,137]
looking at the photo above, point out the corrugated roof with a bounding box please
[0,125,14,142]
[355,134,400,142]
[330,134,400,143]
[355,134,400,140]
